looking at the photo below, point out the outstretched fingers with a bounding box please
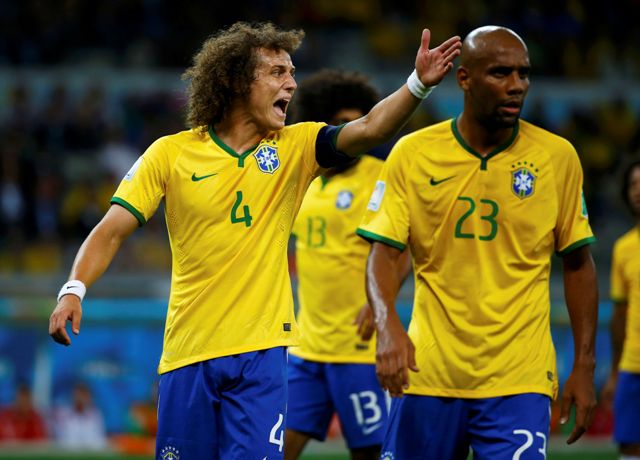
[49,310,72,345]
[439,39,462,62]
[436,35,462,54]
[420,29,431,52]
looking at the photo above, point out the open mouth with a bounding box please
[274,98,289,118]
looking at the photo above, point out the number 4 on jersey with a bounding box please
[231,191,253,227]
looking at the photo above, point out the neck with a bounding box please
[214,109,267,153]
[456,112,516,157]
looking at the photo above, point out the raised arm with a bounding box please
[49,205,139,345]
[559,245,598,444]
[366,242,418,397]
[336,29,461,156]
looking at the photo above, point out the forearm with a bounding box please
[563,249,598,370]
[68,206,138,288]
[338,86,420,156]
[366,243,406,329]
[609,303,627,374]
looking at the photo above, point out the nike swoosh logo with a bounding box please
[192,172,218,182]
[66,285,79,290]
[429,175,456,186]
[362,422,382,435]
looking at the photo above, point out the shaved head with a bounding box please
[460,26,527,68]
[456,25,530,132]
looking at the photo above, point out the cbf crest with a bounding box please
[336,190,354,210]
[511,161,538,199]
[160,445,180,460]
[254,143,280,174]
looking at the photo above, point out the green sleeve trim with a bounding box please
[610,297,628,304]
[111,197,146,227]
[556,236,596,256]
[331,123,347,147]
[330,123,363,157]
[356,228,406,251]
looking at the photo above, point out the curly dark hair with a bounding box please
[291,69,380,124]
[182,22,304,131]
[621,159,640,213]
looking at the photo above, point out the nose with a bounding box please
[506,72,527,94]
[284,73,297,91]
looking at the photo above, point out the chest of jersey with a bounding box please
[165,139,304,247]
[296,174,369,251]
[406,143,557,261]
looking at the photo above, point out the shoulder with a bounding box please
[398,119,453,146]
[274,122,326,140]
[518,120,577,156]
[146,129,202,157]
[518,121,582,179]
[385,119,452,167]
[614,228,639,253]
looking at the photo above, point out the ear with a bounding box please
[457,66,470,91]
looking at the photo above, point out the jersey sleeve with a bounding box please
[315,125,359,168]
[554,143,596,254]
[110,137,173,225]
[610,239,628,303]
[356,139,410,251]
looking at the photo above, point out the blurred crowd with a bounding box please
[0,82,178,273]
[0,0,639,274]
[1,80,638,274]
[1,0,639,79]
[0,381,157,454]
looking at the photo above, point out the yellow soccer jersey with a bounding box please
[610,227,640,373]
[112,122,326,374]
[291,155,383,364]
[357,118,595,399]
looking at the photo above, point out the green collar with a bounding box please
[451,117,519,170]
[208,126,257,168]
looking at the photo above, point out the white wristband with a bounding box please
[57,280,87,303]
[406,69,435,100]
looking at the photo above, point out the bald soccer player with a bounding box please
[358,26,598,459]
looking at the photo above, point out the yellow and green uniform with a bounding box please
[610,226,640,373]
[291,155,383,364]
[112,123,327,374]
[357,118,595,399]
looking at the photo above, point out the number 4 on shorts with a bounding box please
[269,413,284,452]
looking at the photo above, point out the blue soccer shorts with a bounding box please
[287,354,389,449]
[380,393,551,460]
[156,347,287,460]
[614,371,640,444]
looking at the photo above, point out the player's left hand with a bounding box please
[353,304,375,341]
[414,29,461,87]
[559,365,596,444]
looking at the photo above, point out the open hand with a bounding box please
[415,29,461,87]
